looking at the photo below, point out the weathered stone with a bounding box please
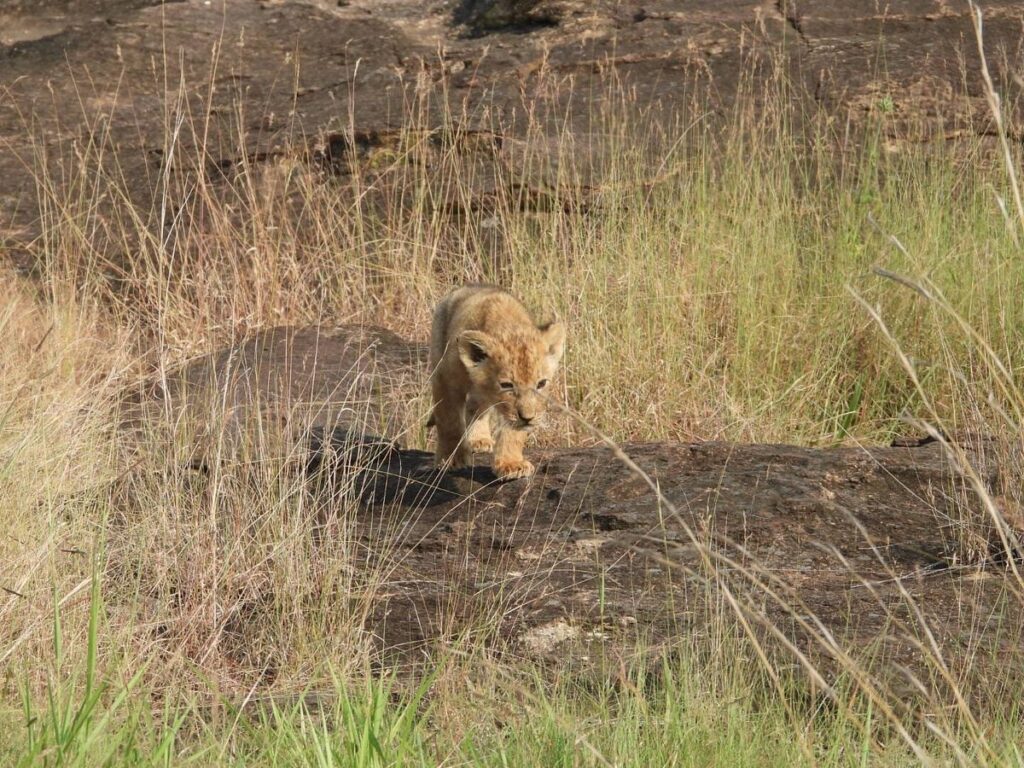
[124,324,428,466]
[453,0,562,32]
[131,323,1024,693]
[3,0,1024,269]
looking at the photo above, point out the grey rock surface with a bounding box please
[134,323,1024,692]
[3,0,1024,269]
[125,323,428,463]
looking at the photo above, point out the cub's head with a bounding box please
[457,319,566,430]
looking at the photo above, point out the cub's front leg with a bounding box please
[431,388,470,470]
[465,409,495,454]
[493,427,534,480]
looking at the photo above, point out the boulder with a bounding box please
[131,323,1024,694]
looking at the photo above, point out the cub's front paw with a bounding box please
[435,449,470,471]
[493,458,535,480]
[468,436,495,454]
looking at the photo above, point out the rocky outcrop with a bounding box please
[133,323,1024,693]
[124,324,428,466]
[3,0,1024,270]
[453,0,562,32]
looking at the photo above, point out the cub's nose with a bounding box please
[517,410,534,426]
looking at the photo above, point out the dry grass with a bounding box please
[2,20,1024,764]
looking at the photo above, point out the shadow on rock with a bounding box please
[304,426,501,509]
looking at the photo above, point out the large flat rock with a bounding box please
[325,431,1021,696]
[131,323,1024,696]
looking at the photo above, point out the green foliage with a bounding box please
[8,636,1024,766]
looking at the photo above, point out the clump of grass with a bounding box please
[7,587,1024,767]
[13,30,1024,447]
[842,4,1024,569]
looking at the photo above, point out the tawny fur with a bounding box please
[428,285,566,480]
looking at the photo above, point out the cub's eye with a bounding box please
[537,379,548,390]
[499,381,515,391]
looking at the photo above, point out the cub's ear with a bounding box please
[457,330,493,369]
[538,318,566,364]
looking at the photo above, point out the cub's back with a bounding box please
[429,285,532,368]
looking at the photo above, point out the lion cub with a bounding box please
[428,285,566,479]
